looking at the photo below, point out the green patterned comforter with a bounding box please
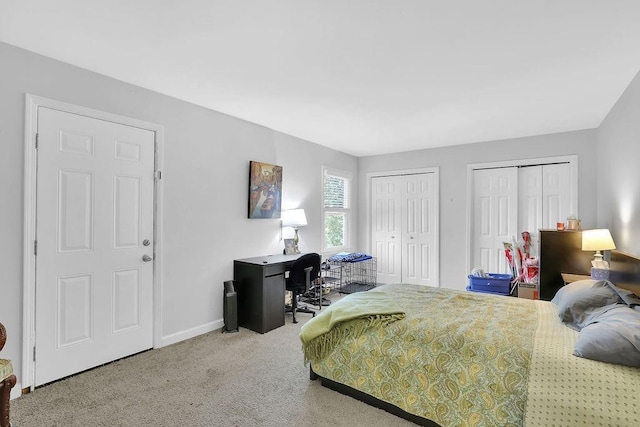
[306,284,539,427]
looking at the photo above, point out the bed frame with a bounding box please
[309,249,640,427]
[309,367,439,426]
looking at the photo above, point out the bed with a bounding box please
[300,250,640,427]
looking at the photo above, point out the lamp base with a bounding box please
[293,228,301,253]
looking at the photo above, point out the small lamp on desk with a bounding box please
[282,209,307,254]
[581,229,616,280]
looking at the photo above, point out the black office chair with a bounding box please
[285,253,320,323]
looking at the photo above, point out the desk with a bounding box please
[233,253,303,334]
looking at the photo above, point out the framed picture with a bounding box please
[248,160,283,219]
[283,238,296,255]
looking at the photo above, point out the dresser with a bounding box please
[538,230,593,300]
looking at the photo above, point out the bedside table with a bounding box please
[561,273,591,285]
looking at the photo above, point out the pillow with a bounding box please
[573,304,640,367]
[551,278,599,306]
[551,279,623,330]
[606,281,640,307]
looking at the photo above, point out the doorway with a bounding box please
[23,95,164,388]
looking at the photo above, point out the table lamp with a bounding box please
[282,209,307,253]
[581,229,616,279]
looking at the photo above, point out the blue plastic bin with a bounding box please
[467,273,512,295]
[465,285,510,296]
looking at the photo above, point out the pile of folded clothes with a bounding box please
[327,252,372,262]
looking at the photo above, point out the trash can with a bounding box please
[222,280,239,333]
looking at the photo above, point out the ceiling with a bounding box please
[2,1,640,157]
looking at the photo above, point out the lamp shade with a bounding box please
[282,209,307,227]
[582,229,616,251]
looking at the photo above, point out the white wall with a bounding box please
[357,130,598,290]
[0,42,358,396]
[597,69,640,255]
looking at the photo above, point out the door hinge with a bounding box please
[33,346,36,361]
[34,240,37,256]
[35,133,39,149]
[154,171,162,180]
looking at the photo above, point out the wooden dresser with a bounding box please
[538,230,593,300]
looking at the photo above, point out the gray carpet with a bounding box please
[10,309,415,426]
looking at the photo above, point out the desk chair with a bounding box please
[285,253,320,323]
[1,322,16,427]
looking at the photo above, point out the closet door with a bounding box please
[372,173,437,286]
[518,166,543,245]
[472,168,518,274]
[372,176,402,284]
[471,160,575,278]
[402,174,437,286]
[541,163,571,229]
[518,163,571,250]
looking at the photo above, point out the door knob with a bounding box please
[142,254,153,262]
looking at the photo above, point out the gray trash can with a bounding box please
[222,280,239,333]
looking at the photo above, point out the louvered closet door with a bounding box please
[472,168,518,274]
[35,107,155,386]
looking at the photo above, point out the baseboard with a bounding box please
[160,319,224,347]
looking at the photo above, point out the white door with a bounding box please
[472,168,518,274]
[371,173,437,286]
[371,176,402,284]
[518,165,543,249]
[402,174,437,286]
[518,163,571,252]
[35,107,155,386]
[541,163,571,229]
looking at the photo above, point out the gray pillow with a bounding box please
[606,281,640,307]
[551,279,623,330]
[573,304,640,367]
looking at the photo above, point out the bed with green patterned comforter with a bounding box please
[300,284,640,427]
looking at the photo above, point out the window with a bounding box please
[322,167,351,252]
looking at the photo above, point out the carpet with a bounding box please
[10,306,415,427]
